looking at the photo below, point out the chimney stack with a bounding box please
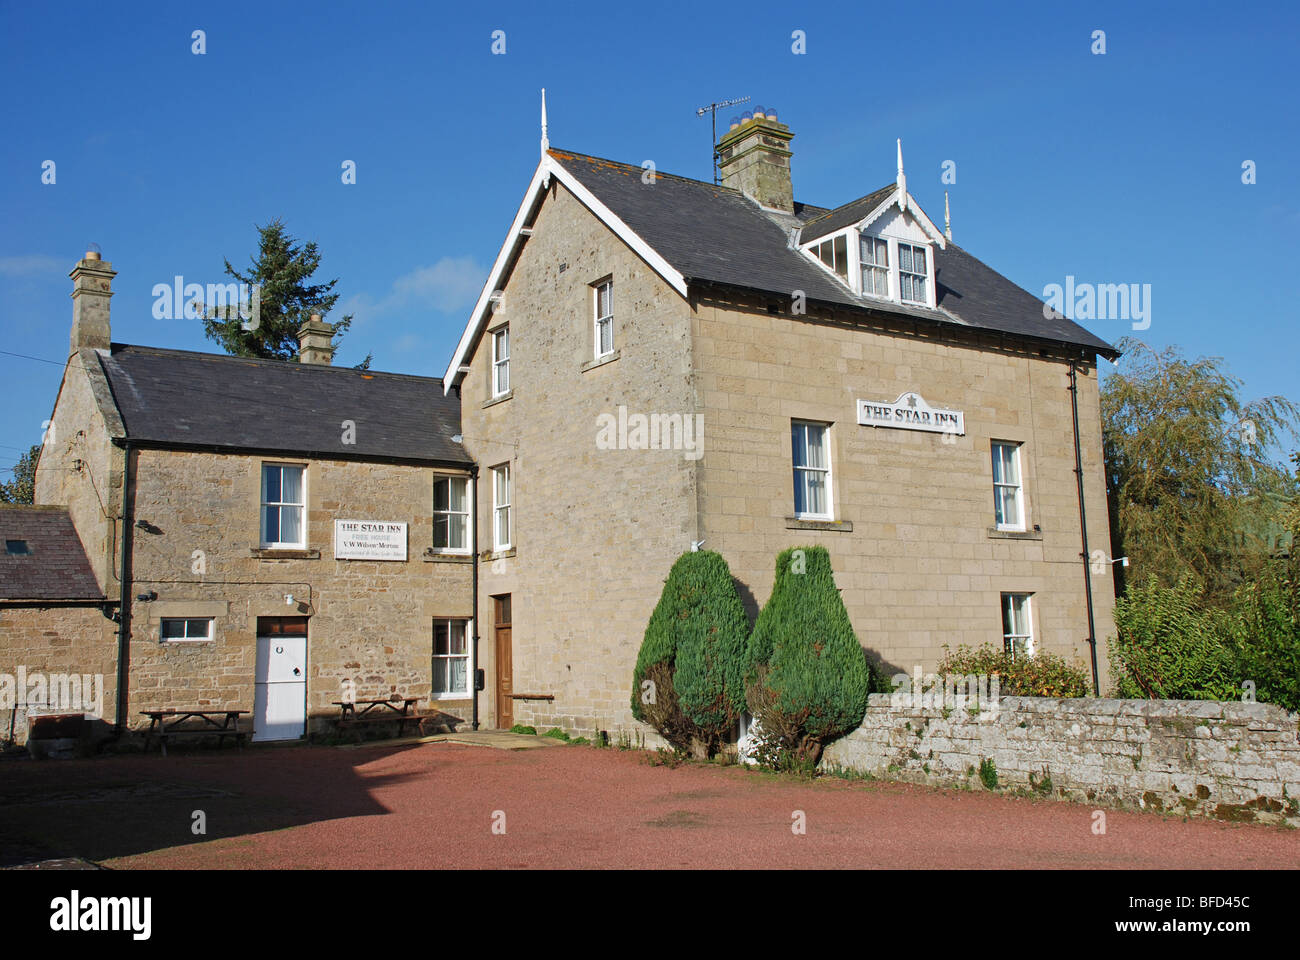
[715,107,794,213]
[297,314,334,365]
[69,250,116,354]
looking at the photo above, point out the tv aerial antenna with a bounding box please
[696,96,750,184]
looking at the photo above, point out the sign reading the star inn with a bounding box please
[334,520,408,561]
[857,392,965,435]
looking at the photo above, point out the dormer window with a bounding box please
[811,235,848,279]
[859,236,889,297]
[898,243,929,304]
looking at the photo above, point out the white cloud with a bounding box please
[0,255,67,277]
[341,256,486,323]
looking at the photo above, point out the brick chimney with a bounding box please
[297,315,334,365]
[69,251,116,354]
[716,107,794,213]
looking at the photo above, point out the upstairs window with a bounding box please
[991,442,1025,531]
[791,420,833,519]
[811,235,848,279]
[594,280,614,358]
[491,326,510,397]
[898,242,929,304]
[433,476,470,554]
[261,464,305,548]
[859,235,889,297]
[161,617,214,643]
[5,539,31,556]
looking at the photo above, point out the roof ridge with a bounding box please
[547,148,731,191]
[800,183,896,229]
[109,343,445,384]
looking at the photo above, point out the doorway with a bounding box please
[254,616,308,741]
[493,595,512,729]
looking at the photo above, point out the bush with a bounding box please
[936,645,1091,698]
[979,757,998,790]
[509,724,537,736]
[542,727,570,741]
[1109,577,1239,701]
[742,546,870,769]
[1231,561,1300,710]
[630,550,749,757]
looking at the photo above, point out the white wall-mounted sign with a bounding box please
[857,392,965,435]
[334,520,408,561]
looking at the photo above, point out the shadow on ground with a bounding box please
[0,741,425,866]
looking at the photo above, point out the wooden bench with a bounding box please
[333,698,425,738]
[141,709,248,756]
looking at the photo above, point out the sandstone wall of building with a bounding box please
[0,604,118,743]
[459,180,697,738]
[823,694,1300,824]
[691,294,1116,688]
[119,449,474,732]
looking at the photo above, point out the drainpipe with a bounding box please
[1068,361,1101,696]
[470,464,480,730]
[114,441,135,733]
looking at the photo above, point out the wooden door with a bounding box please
[494,595,513,729]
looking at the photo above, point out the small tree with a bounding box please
[630,550,749,757]
[742,546,870,769]
[0,444,39,504]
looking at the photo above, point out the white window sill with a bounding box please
[483,391,513,408]
[785,516,853,532]
[251,547,320,559]
[582,349,620,373]
[988,527,1041,541]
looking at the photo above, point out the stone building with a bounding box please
[22,253,477,740]
[6,109,1118,747]
[445,109,1118,738]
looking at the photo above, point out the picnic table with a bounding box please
[141,709,248,756]
[333,697,427,737]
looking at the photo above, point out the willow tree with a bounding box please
[1102,338,1297,606]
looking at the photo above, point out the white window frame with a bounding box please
[491,325,510,397]
[858,233,890,299]
[260,462,306,549]
[491,463,512,551]
[1001,593,1034,659]
[791,420,834,520]
[991,441,1026,531]
[160,617,214,644]
[593,279,614,359]
[897,241,930,305]
[432,617,473,698]
[433,475,471,555]
[810,234,849,280]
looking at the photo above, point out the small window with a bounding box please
[261,464,305,548]
[160,618,214,643]
[791,421,832,519]
[433,619,470,696]
[1001,594,1033,659]
[491,326,510,397]
[5,539,31,556]
[491,464,512,551]
[594,280,614,359]
[859,235,889,297]
[433,476,471,554]
[898,242,929,304]
[991,442,1025,531]
[813,235,849,278]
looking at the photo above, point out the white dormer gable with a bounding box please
[798,141,947,309]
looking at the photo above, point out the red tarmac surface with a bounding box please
[2,741,1297,869]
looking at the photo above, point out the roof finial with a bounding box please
[540,88,549,158]
[896,138,907,212]
[944,190,952,241]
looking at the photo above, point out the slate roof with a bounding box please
[0,506,104,602]
[95,345,470,465]
[547,150,1115,356]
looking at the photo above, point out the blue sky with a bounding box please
[2,0,1297,476]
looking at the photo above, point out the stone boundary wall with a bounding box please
[821,693,1300,825]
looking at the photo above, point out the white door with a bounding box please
[254,635,307,741]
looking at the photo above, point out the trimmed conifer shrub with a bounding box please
[630,550,749,757]
[743,546,870,768]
